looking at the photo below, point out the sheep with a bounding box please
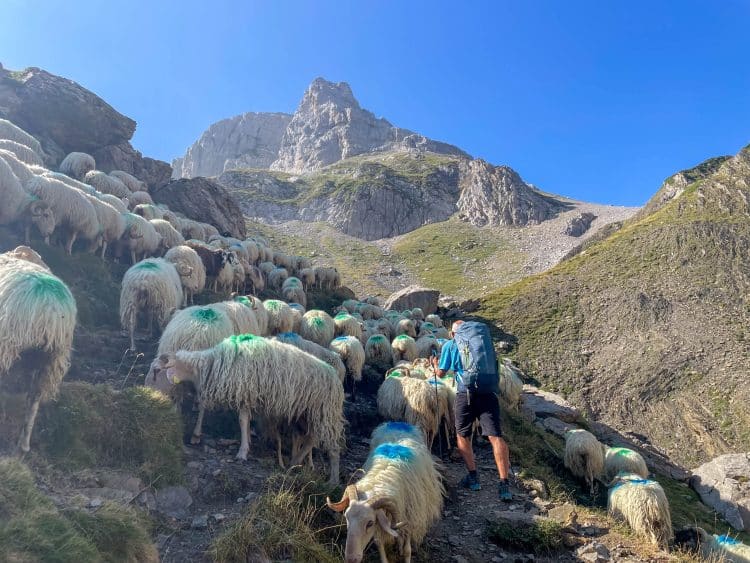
[434,326,450,339]
[365,334,393,371]
[608,473,673,548]
[674,527,750,563]
[164,245,206,306]
[314,266,339,290]
[267,267,289,291]
[149,218,185,253]
[245,264,265,294]
[410,307,425,322]
[153,304,235,359]
[240,239,260,264]
[326,428,443,563]
[0,147,37,186]
[119,258,183,351]
[498,358,523,411]
[415,334,440,358]
[370,421,425,450]
[178,217,208,241]
[26,174,100,254]
[287,303,304,333]
[273,332,346,383]
[128,191,154,208]
[109,170,145,192]
[58,152,95,180]
[417,322,436,337]
[241,295,269,336]
[84,193,126,258]
[0,248,76,452]
[83,170,131,198]
[184,240,233,292]
[604,447,649,480]
[98,193,128,212]
[281,276,307,307]
[158,206,181,229]
[299,310,335,347]
[329,336,365,399]
[295,256,312,272]
[0,139,43,167]
[425,314,442,328]
[341,299,360,313]
[298,267,316,290]
[120,212,162,263]
[133,203,163,220]
[376,375,441,449]
[213,298,260,335]
[0,118,45,158]
[258,260,276,276]
[395,318,417,339]
[0,156,55,242]
[263,299,295,335]
[272,251,293,269]
[564,429,605,495]
[392,334,418,363]
[149,334,345,484]
[334,312,363,341]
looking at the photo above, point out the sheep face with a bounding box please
[145,355,195,396]
[29,200,55,237]
[342,502,399,563]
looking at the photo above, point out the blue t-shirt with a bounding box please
[438,340,467,392]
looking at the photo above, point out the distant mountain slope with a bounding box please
[478,145,750,468]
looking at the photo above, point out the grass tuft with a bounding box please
[487,517,564,554]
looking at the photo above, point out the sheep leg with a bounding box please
[276,434,286,469]
[100,241,108,259]
[17,396,41,453]
[190,404,206,444]
[130,250,137,264]
[236,407,252,460]
[65,231,77,255]
[290,435,314,466]
[24,224,31,245]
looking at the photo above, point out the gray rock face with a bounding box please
[155,485,193,519]
[384,286,440,314]
[152,177,246,239]
[521,385,581,423]
[93,142,172,191]
[270,78,467,173]
[457,159,571,227]
[172,112,291,178]
[564,212,597,237]
[690,453,750,531]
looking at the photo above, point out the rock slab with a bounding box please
[521,385,581,423]
[384,285,440,315]
[690,452,750,531]
[153,177,246,239]
[155,485,193,519]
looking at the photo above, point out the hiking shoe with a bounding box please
[498,480,512,501]
[459,472,481,491]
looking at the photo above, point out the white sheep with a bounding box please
[263,299,295,335]
[0,247,76,452]
[0,139,43,167]
[674,527,750,563]
[154,304,234,358]
[608,473,673,548]
[26,174,100,254]
[128,191,154,208]
[84,170,131,198]
[365,334,393,371]
[0,147,37,186]
[298,267,316,290]
[98,192,128,213]
[334,312,363,341]
[229,252,246,293]
[214,298,260,335]
[84,193,126,257]
[287,302,304,333]
[59,152,95,180]
[604,447,649,480]
[415,334,440,358]
[299,310,335,347]
[120,212,162,263]
[376,375,441,448]
[0,156,55,242]
[245,264,265,294]
[109,170,145,192]
[178,217,209,241]
[370,421,426,450]
[564,429,605,495]
[133,203,163,220]
[158,206,181,229]
[425,314,442,328]
[410,307,425,322]
[0,118,45,158]
[242,295,269,336]
[119,258,183,351]
[326,429,443,563]
[164,245,206,306]
[281,276,306,308]
[498,358,523,411]
[392,334,418,363]
[149,218,185,252]
[150,334,345,484]
[259,261,276,277]
[314,266,340,290]
[273,332,346,383]
[240,239,260,264]
[268,267,289,291]
[330,335,365,398]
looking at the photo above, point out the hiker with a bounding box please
[431,319,513,500]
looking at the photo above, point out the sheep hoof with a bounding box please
[190,434,202,445]
[236,449,249,461]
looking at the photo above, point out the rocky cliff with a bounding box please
[171,112,291,178]
[0,64,171,189]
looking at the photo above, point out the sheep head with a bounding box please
[29,200,55,237]
[145,353,195,396]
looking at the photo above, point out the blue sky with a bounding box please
[2,0,749,206]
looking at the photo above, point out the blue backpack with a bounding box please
[453,321,499,394]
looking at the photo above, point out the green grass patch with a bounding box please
[0,457,156,562]
[209,469,342,563]
[487,517,564,554]
[35,382,183,487]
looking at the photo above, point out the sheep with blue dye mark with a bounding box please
[608,473,673,548]
[392,334,418,363]
[0,247,77,452]
[164,245,206,306]
[370,421,425,450]
[149,334,345,484]
[376,375,441,448]
[330,336,365,399]
[0,119,45,159]
[263,299,295,335]
[59,152,95,180]
[0,155,55,243]
[334,312,363,342]
[365,334,393,371]
[287,302,305,332]
[674,527,750,563]
[327,425,444,563]
[604,447,649,480]
[300,310,335,347]
[564,429,605,495]
[119,258,183,351]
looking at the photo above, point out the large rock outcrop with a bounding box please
[691,453,750,531]
[152,177,246,239]
[384,285,440,315]
[0,65,171,189]
[172,112,291,178]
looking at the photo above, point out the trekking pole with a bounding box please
[431,349,443,461]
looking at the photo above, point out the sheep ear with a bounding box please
[375,509,399,538]
[165,367,180,385]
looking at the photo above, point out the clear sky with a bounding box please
[2,1,749,206]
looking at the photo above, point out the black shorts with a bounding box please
[454,391,502,438]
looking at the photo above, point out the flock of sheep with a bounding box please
[1,117,747,563]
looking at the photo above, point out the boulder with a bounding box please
[152,177,246,239]
[384,285,440,315]
[521,385,581,423]
[93,143,172,191]
[155,485,193,519]
[690,453,750,531]
[564,212,597,237]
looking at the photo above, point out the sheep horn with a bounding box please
[368,497,400,522]
[326,484,358,512]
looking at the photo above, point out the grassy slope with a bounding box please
[478,147,750,467]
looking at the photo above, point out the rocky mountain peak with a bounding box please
[304,77,359,109]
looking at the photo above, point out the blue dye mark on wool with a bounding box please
[428,379,444,386]
[373,443,414,462]
[279,332,299,339]
[333,336,349,342]
[716,535,741,546]
[384,421,417,434]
